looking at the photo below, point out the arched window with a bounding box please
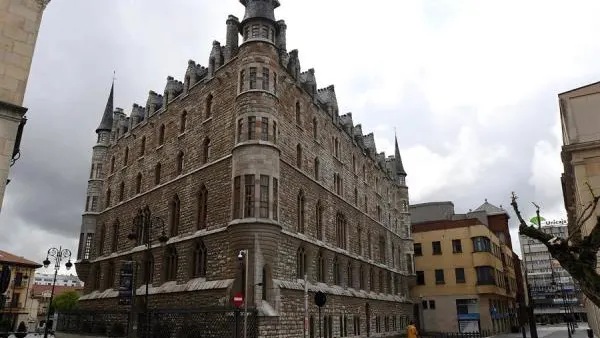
[314,157,319,180]
[111,220,119,253]
[169,195,180,236]
[176,151,184,175]
[333,256,340,285]
[205,94,213,118]
[359,265,365,290]
[105,189,111,208]
[197,185,208,230]
[124,147,129,167]
[312,117,318,139]
[336,213,347,249]
[296,247,306,279]
[135,173,142,194]
[142,252,154,285]
[105,261,115,290]
[118,181,125,202]
[164,245,178,281]
[203,138,211,164]
[98,224,106,256]
[154,163,161,185]
[262,265,270,301]
[295,101,301,125]
[193,240,207,278]
[297,190,305,233]
[158,124,165,146]
[347,261,353,288]
[180,111,187,133]
[140,136,146,157]
[296,144,302,168]
[316,251,325,283]
[315,200,323,241]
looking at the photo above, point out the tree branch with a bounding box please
[569,182,600,243]
[511,191,600,309]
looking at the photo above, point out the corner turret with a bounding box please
[394,134,407,184]
[239,0,280,25]
[95,82,114,133]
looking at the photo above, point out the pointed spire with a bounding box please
[95,79,114,133]
[394,132,407,176]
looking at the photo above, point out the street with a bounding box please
[491,324,595,338]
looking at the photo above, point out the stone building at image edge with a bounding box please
[73,0,416,337]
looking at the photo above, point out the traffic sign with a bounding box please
[233,292,244,308]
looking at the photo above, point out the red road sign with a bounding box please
[233,292,244,308]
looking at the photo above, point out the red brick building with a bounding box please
[74,1,415,337]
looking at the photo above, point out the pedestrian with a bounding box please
[407,320,418,338]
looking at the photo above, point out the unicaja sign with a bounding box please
[529,216,567,227]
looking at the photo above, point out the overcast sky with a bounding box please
[2,0,600,274]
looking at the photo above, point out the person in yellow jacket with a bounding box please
[407,320,419,338]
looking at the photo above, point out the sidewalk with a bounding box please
[491,324,595,338]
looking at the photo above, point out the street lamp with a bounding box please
[238,250,249,338]
[42,246,72,338]
[127,213,168,338]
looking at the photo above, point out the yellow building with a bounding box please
[410,202,519,335]
[0,250,42,331]
[0,0,50,213]
[560,81,600,336]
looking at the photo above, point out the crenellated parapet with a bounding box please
[299,68,317,97]
[317,85,338,116]
[208,41,224,77]
[130,103,145,127]
[163,76,184,107]
[287,49,301,80]
[185,60,209,92]
[339,112,354,135]
[362,133,377,157]
[145,90,164,116]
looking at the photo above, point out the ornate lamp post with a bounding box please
[42,246,72,338]
[127,212,167,338]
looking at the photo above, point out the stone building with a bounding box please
[74,1,415,337]
[559,80,600,336]
[0,0,50,213]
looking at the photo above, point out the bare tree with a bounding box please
[511,188,600,308]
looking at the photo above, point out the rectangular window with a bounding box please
[248,116,256,140]
[414,243,422,256]
[422,300,428,309]
[260,175,269,218]
[429,300,436,310]
[455,268,466,283]
[262,68,270,90]
[416,271,425,285]
[249,67,257,89]
[272,178,278,220]
[85,196,91,211]
[472,236,491,252]
[91,196,99,212]
[84,234,94,260]
[233,176,241,219]
[432,241,442,255]
[435,269,445,284]
[95,164,102,178]
[244,175,255,217]
[261,117,269,141]
[475,266,496,285]
[452,239,462,253]
[272,121,277,143]
[251,25,259,38]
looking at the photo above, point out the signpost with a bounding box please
[233,292,244,308]
[314,291,327,338]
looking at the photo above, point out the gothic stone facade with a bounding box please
[75,1,415,337]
